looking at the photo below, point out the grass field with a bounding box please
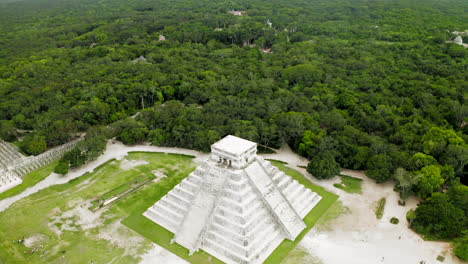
[0,152,194,264]
[333,174,363,194]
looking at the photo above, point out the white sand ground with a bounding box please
[0,142,462,264]
[264,145,462,264]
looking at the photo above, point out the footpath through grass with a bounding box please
[333,174,363,194]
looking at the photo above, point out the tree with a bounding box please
[119,127,148,145]
[0,120,17,142]
[421,127,464,156]
[54,161,69,175]
[306,151,340,179]
[447,183,468,215]
[21,134,47,156]
[411,193,465,239]
[409,152,437,171]
[366,154,392,183]
[416,165,444,198]
[453,231,468,261]
[394,168,420,201]
[148,129,167,146]
[282,64,323,87]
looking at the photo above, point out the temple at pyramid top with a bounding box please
[144,135,322,264]
[210,135,257,169]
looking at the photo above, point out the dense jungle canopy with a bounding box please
[0,0,467,255]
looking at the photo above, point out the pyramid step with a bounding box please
[186,174,202,185]
[152,202,184,222]
[271,171,284,182]
[289,184,308,203]
[291,188,313,212]
[293,195,313,218]
[248,230,283,264]
[144,209,178,232]
[283,179,300,197]
[299,194,321,218]
[166,192,191,207]
[204,230,247,256]
[216,200,267,226]
[180,179,198,193]
[277,175,292,190]
[209,221,245,244]
[159,197,189,215]
[172,185,195,200]
[221,190,256,208]
[203,239,249,264]
[248,224,282,256]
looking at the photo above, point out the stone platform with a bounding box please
[144,135,321,264]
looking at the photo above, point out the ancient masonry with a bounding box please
[0,139,81,193]
[144,135,322,264]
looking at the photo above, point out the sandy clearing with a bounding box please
[97,219,147,256]
[139,243,189,264]
[24,233,48,248]
[120,159,149,170]
[264,145,461,264]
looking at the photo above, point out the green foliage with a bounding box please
[390,217,399,224]
[411,193,465,240]
[366,154,392,183]
[375,198,386,219]
[0,120,17,142]
[307,151,340,180]
[394,168,420,200]
[282,64,323,87]
[54,161,69,175]
[409,153,438,171]
[447,183,468,215]
[416,165,444,198]
[421,127,464,155]
[20,134,47,155]
[333,175,362,194]
[453,231,468,261]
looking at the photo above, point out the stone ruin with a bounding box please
[144,135,321,264]
[454,35,463,45]
[0,139,81,193]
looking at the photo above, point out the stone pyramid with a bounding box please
[144,135,321,264]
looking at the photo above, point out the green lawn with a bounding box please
[0,160,58,201]
[333,174,363,194]
[0,152,195,264]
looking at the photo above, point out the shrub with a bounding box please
[390,217,399,224]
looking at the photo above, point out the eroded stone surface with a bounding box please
[144,135,321,264]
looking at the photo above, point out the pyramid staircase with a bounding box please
[144,136,321,264]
